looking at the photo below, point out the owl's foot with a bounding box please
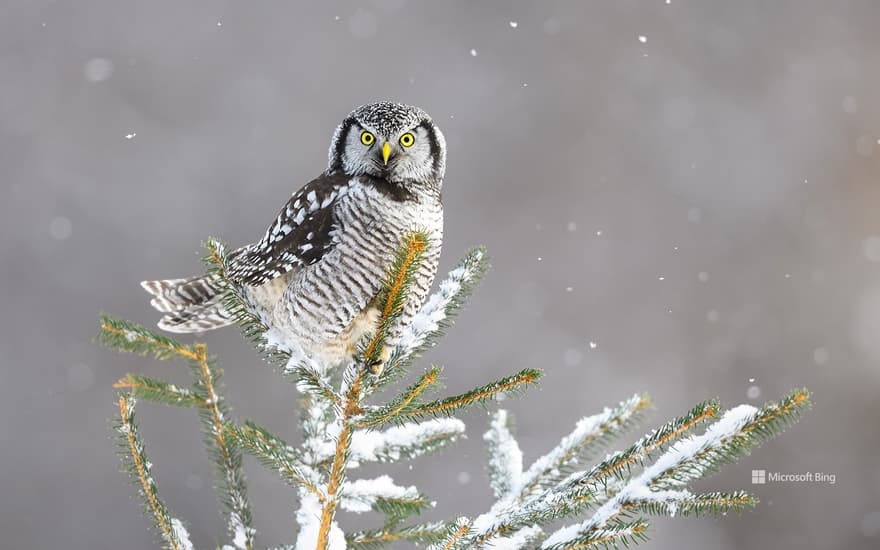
[365,346,393,375]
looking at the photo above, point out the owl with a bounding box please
[141,102,446,369]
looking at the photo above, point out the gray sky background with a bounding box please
[2,1,880,549]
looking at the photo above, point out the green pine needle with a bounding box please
[114,374,205,408]
[576,398,721,490]
[357,367,442,428]
[346,521,457,550]
[99,315,196,362]
[224,420,324,499]
[359,368,541,427]
[285,362,343,405]
[544,519,651,550]
[371,493,432,522]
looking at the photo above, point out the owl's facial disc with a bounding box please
[328,102,446,186]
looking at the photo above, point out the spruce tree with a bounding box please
[99,234,810,549]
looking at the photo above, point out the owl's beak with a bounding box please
[382,142,392,166]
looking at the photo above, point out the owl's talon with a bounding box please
[366,359,385,375]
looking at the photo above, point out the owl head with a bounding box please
[327,101,446,187]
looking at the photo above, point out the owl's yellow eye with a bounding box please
[399,133,415,147]
[360,131,375,146]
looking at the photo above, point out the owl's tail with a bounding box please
[141,275,235,333]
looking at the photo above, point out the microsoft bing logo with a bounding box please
[750,469,836,485]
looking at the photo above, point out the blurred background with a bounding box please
[2,1,879,548]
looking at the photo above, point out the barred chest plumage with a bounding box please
[246,176,443,365]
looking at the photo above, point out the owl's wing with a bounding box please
[227,173,351,286]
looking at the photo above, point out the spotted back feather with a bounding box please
[225,173,349,286]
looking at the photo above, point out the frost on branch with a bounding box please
[462,390,809,550]
[101,233,809,549]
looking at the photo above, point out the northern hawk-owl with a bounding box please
[141,102,445,368]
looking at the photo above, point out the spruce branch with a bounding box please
[115,395,192,550]
[545,519,650,550]
[483,409,523,499]
[361,231,429,372]
[286,363,343,407]
[651,389,811,489]
[519,393,652,499]
[224,421,325,501]
[339,475,431,521]
[343,418,465,466]
[465,391,809,549]
[346,521,458,550]
[190,343,255,550]
[311,231,436,547]
[428,518,472,550]
[383,246,489,373]
[486,525,544,549]
[538,391,811,550]
[100,316,198,362]
[363,368,541,426]
[574,398,720,490]
[103,318,255,548]
[316,366,364,550]
[356,367,442,428]
[630,490,756,518]
[114,374,205,409]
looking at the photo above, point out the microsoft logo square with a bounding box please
[751,469,766,484]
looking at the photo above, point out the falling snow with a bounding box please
[84,58,113,82]
[49,216,72,240]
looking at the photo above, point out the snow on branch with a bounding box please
[340,475,429,520]
[484,525,543,549]
[346,418,466,466]
[463,390,809,549]
[541,404,761,548]
[394,246,488,359]
[483,410,523,499]
[518,393,650,498]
